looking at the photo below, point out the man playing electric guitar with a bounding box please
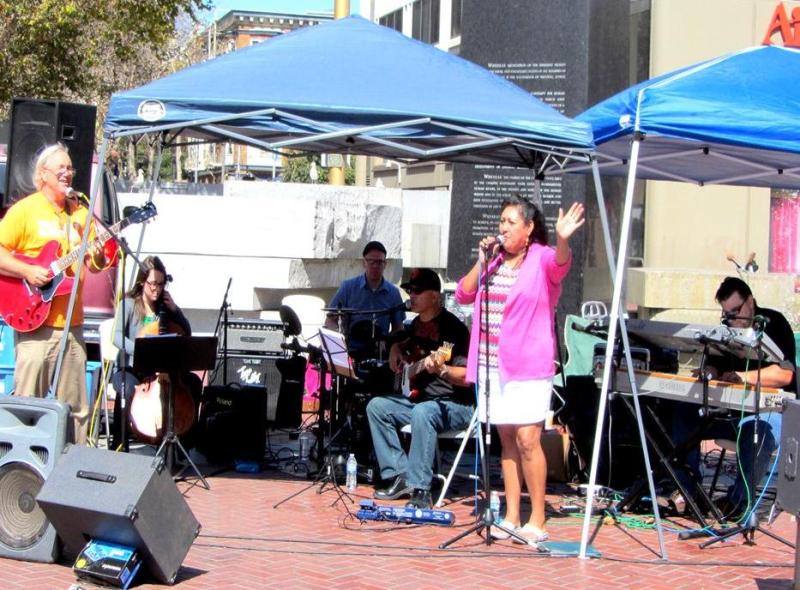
[366,268,473,509]
[0,143,109,444]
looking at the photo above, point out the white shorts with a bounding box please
[477,368,553,425]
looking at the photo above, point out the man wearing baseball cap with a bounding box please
[366,268,474,509]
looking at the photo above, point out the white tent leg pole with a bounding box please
[127,137,164,290]
[579,139,667,560]
[51,138,110,400]
[592,154,668,558]
[578,158,617,558]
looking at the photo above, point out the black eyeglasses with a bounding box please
[721,299,746,319]
[364,258,387,267]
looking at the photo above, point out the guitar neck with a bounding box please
[53,217,130,274]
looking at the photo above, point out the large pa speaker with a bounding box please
[4,98,97,207]
[0,396,69,563]
[197,385,267,464]
[36,446,200,585]
[778,399,800,515]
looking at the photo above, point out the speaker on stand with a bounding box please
[4,98,97,207]
[0,396,69,563]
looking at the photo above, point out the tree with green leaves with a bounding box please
[0,0,209,120]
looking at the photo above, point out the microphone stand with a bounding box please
[89,209,145,453]
[211,278,233,384]
[700,325,793,549]
[441,247,526,548]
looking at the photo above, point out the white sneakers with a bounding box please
[489,520,549,545]
[513,523,549,545]
[489,519,518,540]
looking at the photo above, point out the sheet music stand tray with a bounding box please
[134,335,217,489]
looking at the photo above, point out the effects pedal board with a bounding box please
[356,500,455,526]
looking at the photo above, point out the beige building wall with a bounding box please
[630,0,800,327]
[645,0,797,272]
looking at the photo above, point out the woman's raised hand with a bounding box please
[555,202,586,241]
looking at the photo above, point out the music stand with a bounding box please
[134,335,217,489]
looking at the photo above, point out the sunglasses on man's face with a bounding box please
[405,286,428,295]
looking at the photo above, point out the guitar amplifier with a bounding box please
[225,318,284,355]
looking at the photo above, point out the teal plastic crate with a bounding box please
[0,364,13,396]
[0,319,14,366]
[86,360,102,409]
[0,362,102,402]
[795,333,799,368]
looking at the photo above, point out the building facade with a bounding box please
[188,10,333,182]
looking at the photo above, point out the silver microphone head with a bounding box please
[496,235,506,246]
[66,187,89,204]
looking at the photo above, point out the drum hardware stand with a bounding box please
[440,250,527,549]
[700,325,793,549]
[273,342,355,512]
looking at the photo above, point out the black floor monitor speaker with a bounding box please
[198,385,267,464]
[212,354,282,421]
[0,396,69,563]
[4,98,97,207]
[560,376,670,491]
[778,399,800,515]
[36,446,200,585]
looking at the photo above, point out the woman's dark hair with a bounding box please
[126,256,169,317]
[500,194,548,246]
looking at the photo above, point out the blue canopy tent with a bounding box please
[103,15,593,168]
[566,44,800,558]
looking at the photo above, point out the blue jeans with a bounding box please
[672,403,781,507]
[366,395,474,491]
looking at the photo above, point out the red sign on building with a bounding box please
[763,2,800,47]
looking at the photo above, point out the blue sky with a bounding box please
[203,0,361,20]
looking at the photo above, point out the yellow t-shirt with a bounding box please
[0,191,93,327]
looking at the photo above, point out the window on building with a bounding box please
[411,0,439,44]
[451,0,462,37]
[379,8,402,32]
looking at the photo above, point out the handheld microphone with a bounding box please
[66,187,90,205]
[482,235,505,257]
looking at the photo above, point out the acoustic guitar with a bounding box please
[0,202,157,332]
[394,342,454,400]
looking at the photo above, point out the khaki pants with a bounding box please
[15,326,89,445]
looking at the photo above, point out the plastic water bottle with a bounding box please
[345,453,358,492]
[299,431,313,461]
[490,490,501,521]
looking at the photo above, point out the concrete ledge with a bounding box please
[628,268,799,328]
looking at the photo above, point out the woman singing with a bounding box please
[110,255,192,449]
[455,195,585,544]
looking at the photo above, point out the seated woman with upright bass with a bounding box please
[111,255,198,451]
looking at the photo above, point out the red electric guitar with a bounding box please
[0,202,157,332]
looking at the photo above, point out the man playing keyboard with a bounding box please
[672,277,796,519]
